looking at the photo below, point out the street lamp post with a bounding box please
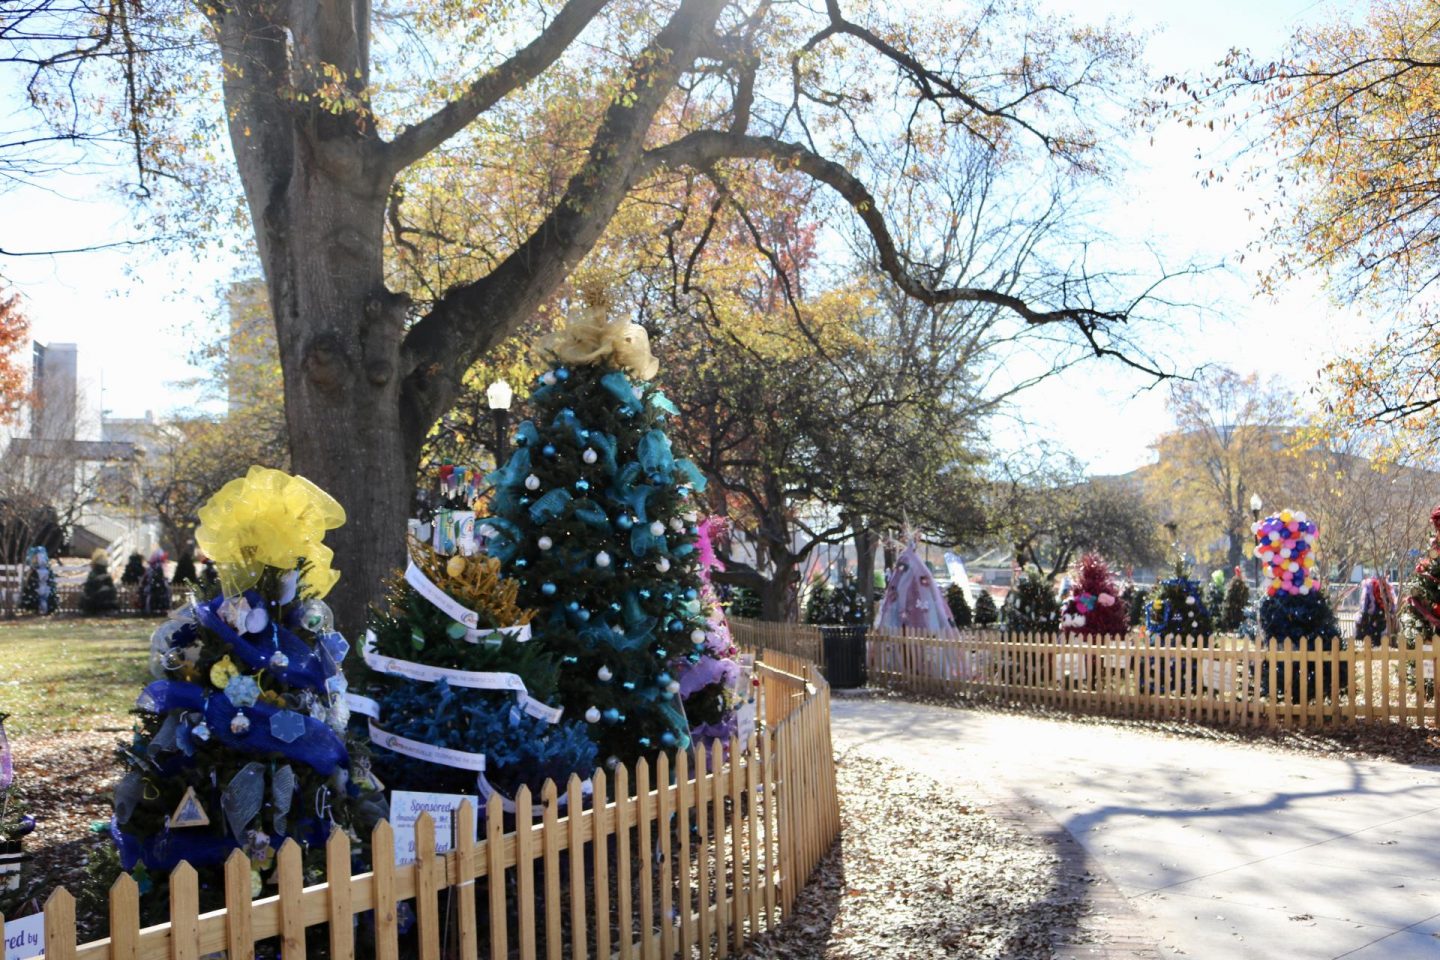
[486,379,513,468]
[1249,493,1263,588]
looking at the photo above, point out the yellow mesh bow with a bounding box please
[539,303,660,381]
[195,466,347,599]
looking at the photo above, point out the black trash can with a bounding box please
[821,625,868,689]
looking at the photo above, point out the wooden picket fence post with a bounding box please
[13,644,837,959]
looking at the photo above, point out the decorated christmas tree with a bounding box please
[111,467,385,911]
[1405,505,1440,640]
[200,556,220,591]
[1205,570,1226,620]
[361,534,597,802]
[672,517,748,750]
[1145,559,1212,638]
[1122,584,1149,629]
[973,589,999,626]
[946,583,973,628]
[1001,568,1060,633]
[876,544,959,636]
[1356,574,1397,645]
[1220,570,1250,633]
[121,552,145,586]
[171,552,198,587]
[79,548,119,615]
[1060,553,1128,636]
[480,297,709,768]
[138,550,172,616]
[1253,509,1343,702]
[1254,510,1338,641]
[19,546,56,615]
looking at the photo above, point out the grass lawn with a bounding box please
[0,617,153,736]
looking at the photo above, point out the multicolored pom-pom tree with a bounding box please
[1060,552,1128,636]
[481,298,709,769]
[1252,510,1338,641]
[111,467,386,911]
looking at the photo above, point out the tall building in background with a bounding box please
[226,279,279,416]
[29,341,100,443]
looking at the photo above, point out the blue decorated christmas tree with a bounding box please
[360,532,597,803]
[110,467,386,908]
[481,296,709,769]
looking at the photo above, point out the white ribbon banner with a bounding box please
[345,692,381,719]
[404,558,532,644]
[363,631,565,724]
[404,559,480,628]
[369,720,487,772]
[476,770,593,816]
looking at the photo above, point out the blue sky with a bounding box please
[0,0,1364,471]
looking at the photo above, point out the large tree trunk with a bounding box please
[258,151,414,631]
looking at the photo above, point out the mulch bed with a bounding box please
[741,754,1102,959]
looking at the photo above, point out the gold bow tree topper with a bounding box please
[538,286,660,380]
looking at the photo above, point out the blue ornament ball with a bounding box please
[555,367,570,381]
[639,589,652,599]
[661,732,677,747]
[567,600,580,612]
[684,589,698,600]
[541,582,558,596]
[656,647,667,657]
[514,558,528,568]
[668,619,684,633]
[657,672,672,685]
[622,681,636,691]
[576,609,591,622]
[610,602,622,612]
[617,515,634,530]
[542,444,557,458]
[575,479,590,492]
[603,708,620,723]
[638,737,651,748]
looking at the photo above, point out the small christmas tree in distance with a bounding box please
[139,550,172,616]
[481,293,708,767]
[1221,569,1250,633]
[946,583,973,628]
[1146,558,1212,639]
[171,552,198,586]
[112,467,385,912]
[1205,570,1226,620]
[1406,504,1440,640]
[80,548,119,615]
[1002,568,1060,633]
[121,552,145,586]
[19,546,55,615]
[1060,553,1128,636]
[973,589,999,626]
[1356,574,1397,645]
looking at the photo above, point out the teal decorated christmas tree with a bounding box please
[481,295,708,768]
[110,467,385,910]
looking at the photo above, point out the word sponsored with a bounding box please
[4,912,43,959]
[389,791,481,866]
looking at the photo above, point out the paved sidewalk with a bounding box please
[832,696,1440,959]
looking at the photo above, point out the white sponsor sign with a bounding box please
[390,791,480,865]
[3,912,43,959]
